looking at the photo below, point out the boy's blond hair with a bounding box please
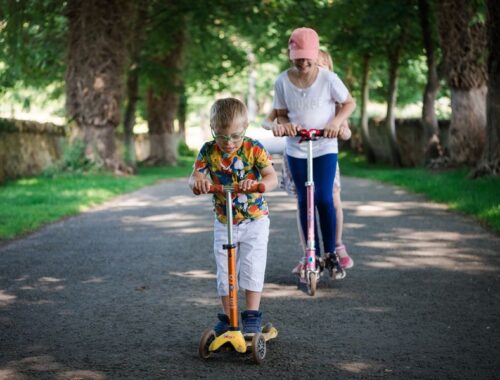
[319,49,333,71]
[210,98,248,131]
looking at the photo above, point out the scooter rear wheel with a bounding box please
[251,333,266,364]
[199,329,216,359]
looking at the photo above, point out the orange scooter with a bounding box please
[194,183,278,364]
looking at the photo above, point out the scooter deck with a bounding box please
[244,325,278,346]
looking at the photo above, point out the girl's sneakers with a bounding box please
[336,244,354,269]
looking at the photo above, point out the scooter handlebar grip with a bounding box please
[192,183,265,195]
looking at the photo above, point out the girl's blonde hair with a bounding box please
[210,98,248,131]
[319,49,333,71]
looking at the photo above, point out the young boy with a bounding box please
[190,98,278,336]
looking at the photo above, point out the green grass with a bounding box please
[0,157,193,241]
[340,152,500,232]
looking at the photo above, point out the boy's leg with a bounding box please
[213,220,232,333]
[237,217,269,334]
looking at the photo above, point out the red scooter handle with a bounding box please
[297,128,324,141]
[193,183,266,195]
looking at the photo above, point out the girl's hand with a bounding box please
[323,121,340,138]
[239,179,257,192]
[193,178,212,194]
[273,122,300,137]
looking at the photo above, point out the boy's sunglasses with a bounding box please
[211,128,246,143]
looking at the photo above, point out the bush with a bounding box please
[178,140,197,158]
[42,139,100,177]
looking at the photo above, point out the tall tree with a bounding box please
[418,0,443,161]
[473,0,500,176]
[65,0,133,171]
[438,0,487,166]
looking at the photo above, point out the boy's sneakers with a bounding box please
[241,310,262,336]
[213,313,230,336]
[336,244,354,269]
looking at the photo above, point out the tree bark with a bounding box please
[177,82,187,144]
[418,0,443,162]
[473,0,500,177]
[65,0,132,172]
[145,26,186,166]
[438,0,487,166]
[359,54,375,162]
[386,49,403,167]
[122,2,148,166]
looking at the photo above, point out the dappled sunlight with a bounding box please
[335,360,385,374]
[0,290,16,306]
[0,355,106,380]
[263,282,355,300]
[81,276,106,284]
[344,222,366,229]
[170,270,216,279]
[344,200,447,218]
[360,228,495,273]
[186,297,220,307]
[121,213,212,234]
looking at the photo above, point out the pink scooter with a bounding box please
[295,129,345,296]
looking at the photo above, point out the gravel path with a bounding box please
[1,176,499,379]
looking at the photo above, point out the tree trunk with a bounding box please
[472,0,500,177]
[122,2,148,166]
[246,47,257,122]
[65,0,132,172]
[359,55,375,162]
[386,50,403,167]
[177,82,187,143]
[146,27,186,166]
[438,0,487,166]
[419,0,443,162]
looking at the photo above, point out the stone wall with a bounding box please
[366,118,450,166]
[0,119,67,183]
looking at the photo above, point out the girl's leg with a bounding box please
[312,154,337,253]
[334,189,343,244]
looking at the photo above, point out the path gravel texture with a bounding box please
[0,175,499,379]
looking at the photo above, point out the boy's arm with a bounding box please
[189,168,211,194]
[324,94,356,138]
[259,164,278,192]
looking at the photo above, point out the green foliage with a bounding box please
[340,152,500,232]
[178,140,197,158]
[0,158,194,240]
[42,139,98,177]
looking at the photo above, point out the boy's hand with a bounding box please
[192,178,212,194]
[239,179,257,192]
[338,122,352,140]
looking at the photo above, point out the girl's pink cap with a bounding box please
[288,27,319,60]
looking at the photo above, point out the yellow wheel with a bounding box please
[198,329,216,360]
[251,333,266,364]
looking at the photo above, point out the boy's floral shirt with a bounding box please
[194,137,272,224]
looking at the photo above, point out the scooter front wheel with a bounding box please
[307,271,317,296]
[199,329,216,359]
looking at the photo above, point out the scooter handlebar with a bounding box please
[193,182,266,195]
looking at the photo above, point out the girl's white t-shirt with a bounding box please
[272,67,349,159]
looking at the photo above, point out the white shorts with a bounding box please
[213,216,270,296]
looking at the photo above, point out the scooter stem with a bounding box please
[224,189,239,330]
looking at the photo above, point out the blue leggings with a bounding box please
[287,153,337,255]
